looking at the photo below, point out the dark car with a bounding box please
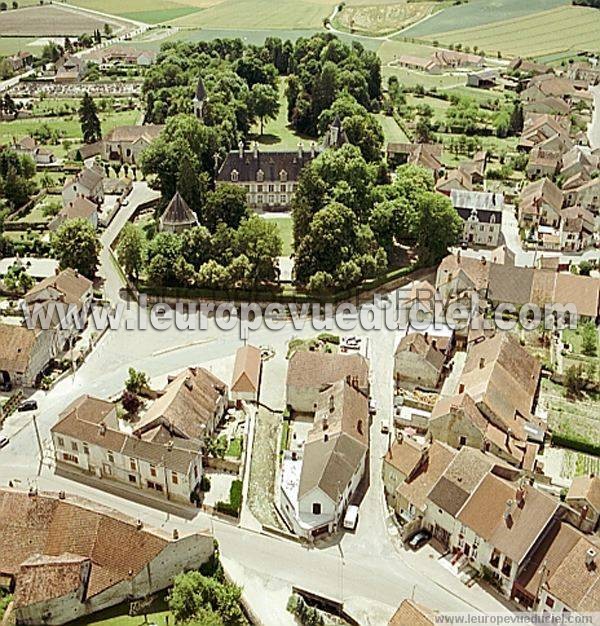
[0,380,12,392]
[0,437,9,449]
[407,530,431,550]
[18,400,38,412]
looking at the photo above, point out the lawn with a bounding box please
[265,216,293,256]
[0,110,138,146]
[399,0,570,39]
[226,436,243,459]
[414,5,600,58]
[250,79,311,151]
[376,113,409,143]
[333,0,443,37]
[0,36,40,56]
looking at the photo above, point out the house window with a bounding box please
[108,452,115,464]
[459,436,467,447]
[268,195,275,204]
[130,459,137,471]
[62,452,78,464]
[57,437,64,448]
[193,465,198,479]
[501,556,513,577]
[231,169,239,182]
[128,474,137,483]
[546,597,554,608]
[280,170,288,182]
[256,169,264,182]
[490,549,501,568]
[83,443,89,455]
[280,195,287,204]
[257,184,263,192]
[71,441,78,452]
[172,472,179,485]
[150,465,157,477]
[268,184,275,192]
[312,502,321,515]
[257,195,263,204]
[147,480,164,492]
[281,184,287,192]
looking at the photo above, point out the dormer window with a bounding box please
[256,169,264,182]
[231,169,239,182]
[279,169,288,182]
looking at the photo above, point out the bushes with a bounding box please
[215,480,243,517]
[200,475,211,492]
[552,433,600,457]
[287,594,325,626]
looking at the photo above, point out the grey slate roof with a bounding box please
[216,149,317,183]
[161,192,198,226]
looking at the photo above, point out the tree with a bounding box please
[125,368,149,395]
[3,263,34,294]
[415,192,463,266]
[51,219,100,279]
[117,223,145,281]
[79,92,101,144]
[103,23,113,37]
[564,364,585,399]
[168,570,243,626]
[250,83,280,136]
[578,260,593,276]
[509,101,524,135]
[146,232,183,286]
[203,184,250,232]
[234,215,282,285]
[581,322,598,357]
[121,390,141,415]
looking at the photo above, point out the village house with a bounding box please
[54,55,87,83]
[286,350,370,414]
[23,268,93,355]
[102,124,164,164]
[435,252,492,299]
[559,206,596,252]
[450,189,504,247]
[508,58,550,76]
[466,69,497,89]
[62,165,105,206]
[515,518,600,612]
[523,96,570,116]
[230,344,262,405]
[436,168,473,195]
[132,367,229,442]
[0,488,214,625]
[563,177,600,213]
[280,378,369,539]
[50,196,99,232]
[518,177,564,230]
[566,61,600,86]
[394,332,447,391]
[566,475,600,533]
[12,136,56,165]
[521,74,576,103]
[386,142,444,176]
[519,115,572,153]
[158,192,199,234]
[388,599,436,626]
[0,324,54,388]
[51,395,204,505]
[96,46,157,68]
[382,434,426,511]
[395,50,483,74]
[526,147,561,179]
[216,141,318,212]
[560,145,599,182]
[429,332,545,470]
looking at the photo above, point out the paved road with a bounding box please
[588,84,600,150]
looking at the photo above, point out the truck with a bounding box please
[343,505,359,531]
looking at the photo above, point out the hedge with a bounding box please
[215,479,243,517]
[551,433,600,457]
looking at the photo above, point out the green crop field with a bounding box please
[415,6,600,58]
[400,0,570,39]
[67,0,216,23]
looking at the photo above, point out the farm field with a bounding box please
[400,0,569,39]
[415,6,600,59]
[66,0,214,23]
[333,0,443,37]
[166,0,330,28]
[0,5,131,37]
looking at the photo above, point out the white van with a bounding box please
[343,505,359,531]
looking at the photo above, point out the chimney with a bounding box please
[324,433,329,443]
[431,339,437,350]
[322,416,329,431]
[310,141,316,158]
[238,140,244,158]
[346,375,352,385]
[506,427,512,447]
[479,357,486,369]
[357,419,363,435]
[136,519,143,530]
[586,548,596,569]
[329,394,335,413]
[99,423,106,436]
[481,256,487,266]
[58,491,66,500]
[504,499,514,525]
[397,431,404,443]
[167,440,173,452]
[516,487,525,506]
[424,332,429,344]
[457,250,461,263]
[458,383,465,394]
[579,505,589,528]
[298,142,304,159]
[173,528,179,540]
[253,142,259,159]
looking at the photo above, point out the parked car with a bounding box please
[18,400,38,412]
[0,436,9,449]
[407,530,431,550]
[0,381,12,392]
[369,399,377,415]
[380,421,389,435]
[343,505,359,531]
